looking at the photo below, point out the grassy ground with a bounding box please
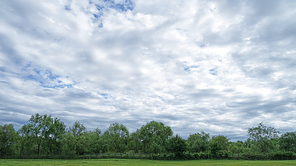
[1,159,296,166]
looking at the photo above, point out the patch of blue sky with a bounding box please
[100,0,135,12]
[184,66,199,72]
[23,65,75,89]
[44,70,59,80]
[41,84,73,89]
[99,93,108,99]
[26,74,41,83]
[92,13,104,27]
[64,5,71,11]
[21,63,31,70]
[209,68,218,76]
[0,67,5,72]
[195,41,206,48]
[158,96,165,101]
[90,0,135,27]
[199,44,206,48]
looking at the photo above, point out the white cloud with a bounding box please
[0,0,296,140]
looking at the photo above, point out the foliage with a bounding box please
[139,121,173,154]
[103,123,129,153]
[211,135,230,151]
[3,159,296,166]
[16,114,66,155]
[248,122,280,153]
[0,124,17,155]
[3,114,296,161]
[279,132,296,152]
[187,131,210,153]
[128,129,142,153]
[167,134,188,159]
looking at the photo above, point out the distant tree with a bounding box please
[89,128,103,154]
[211,135,230,151]
[279,132,296,152]
[128,129,142,153]
[167,134,188,159]
[17,123,34,155]
[228,141,244,157]
[139,121,173,154]
[187,131,210,152]
[0,124,17,155]
[68,121,86,137]
[248,122,280,153]
[65,121,89,155]
[17,114,66,155]
[103,123,129,153]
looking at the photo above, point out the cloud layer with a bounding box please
[1,0,296,140]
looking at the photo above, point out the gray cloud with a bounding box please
[0,0,296,141]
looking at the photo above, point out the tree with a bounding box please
[228,141,244,158]
[89,128,103,154]
[167,134,188,159]
[279,132,296,152]
[68,121,86,137]
[139,121,173,154]
[65,121,89,155]
[211,135,230,151]
[17,114,66,155]
[128,129,142,153]
[103,123,129,153]
[0,124,17,155]
[187,131,210,152]
[248,122,280,153]
[17,123,34,155]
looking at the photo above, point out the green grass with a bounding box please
[1,159,296,166]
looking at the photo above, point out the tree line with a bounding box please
[1,114,296,160]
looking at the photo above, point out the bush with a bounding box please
[184,151,195,160]
[216,150,230,159]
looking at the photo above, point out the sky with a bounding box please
[0,0,296,141]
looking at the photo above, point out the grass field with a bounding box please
[1,159,296,166]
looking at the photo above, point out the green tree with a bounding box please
[167,134,188,159]
[187,131,210,152]
[0,124,17,155]
[228,141,244,158]
[89,128,103,154]
[68,121,86,137]
[248,122,280,153]
[103,123,129,153]
[65,121,89,155]
[211,135,230,151]
[139,121,173,154]
[279,132,296,152]
[17,114,66,155]
[128,129,142,153]
[17,123,34,155]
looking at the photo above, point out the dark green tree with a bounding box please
[139,121,173,154]
[64,121,89,155]
[187,131,210,152]
[17,114,66,155]
[128,129,142,153]
[103,123,129,153]
[89,128,103,154]
[0,124,17,155]
[248,122,280,153]
[211,135,230,151]
[168,134,188,159]
[279,132,296,152]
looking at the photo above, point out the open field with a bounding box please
[1,159,296,166]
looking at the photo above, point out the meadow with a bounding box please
[1,159,296,166]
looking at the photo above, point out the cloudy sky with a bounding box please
[1,0,296,141]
